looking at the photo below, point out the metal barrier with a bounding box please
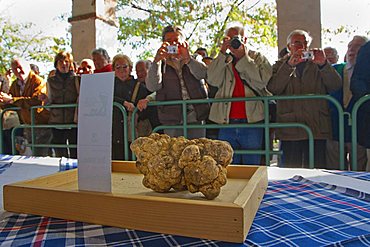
[1,94,350,169]
[131,94,345,169]
[0,107,20,154]
[6,102,129,160]
[350,94,370,171]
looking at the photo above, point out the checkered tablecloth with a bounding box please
[323,170,370,182]
[0,155,32,162]
[0,161,12,175]
[1,175,370,246]
[59,157,78,171]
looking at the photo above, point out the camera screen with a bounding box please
[167,45,178,54]
[302,51,314,60]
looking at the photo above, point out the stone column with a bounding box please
[69,0,118,63]
[276,0,321,52]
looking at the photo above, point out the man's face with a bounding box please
[92,53,108,70]
[163,31,181,44]
[225,28,247,54]
[324,48,338,64]
[288,34,308,54]
[11,60,30,81]
[135,62,147,83]
[346,37,365,66]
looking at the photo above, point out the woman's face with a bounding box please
[57,58,71,74]
[114,58,131,81]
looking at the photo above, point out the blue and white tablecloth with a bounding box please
[0,161,12,175]
[1,173,369,246]
[323,169,370,182]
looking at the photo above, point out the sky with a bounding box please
[1,0,369,71]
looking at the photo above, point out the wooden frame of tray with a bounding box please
[3,161,267,243]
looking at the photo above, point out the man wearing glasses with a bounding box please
[267,29,342,169]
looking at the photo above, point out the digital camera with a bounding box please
[302,51,314,60]
[230,35,243,49]
[167,45,178,54]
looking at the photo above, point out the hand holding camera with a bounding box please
[154,41,178,63]
[288,48,306,66]
[229,35,246,59]
[310,48,327,66]
[154,41,191,63]
[221,35,246,59]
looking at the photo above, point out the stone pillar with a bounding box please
[69,0,118,63]
[276,0,321,52]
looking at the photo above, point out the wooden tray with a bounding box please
[3,161,268,243]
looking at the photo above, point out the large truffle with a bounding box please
[130,133,233,199]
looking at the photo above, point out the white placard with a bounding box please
[77,72,115,192]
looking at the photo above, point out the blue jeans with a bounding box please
[218,119,263,165]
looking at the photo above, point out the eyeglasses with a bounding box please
[115,64,129,70]
[290,41,307,47]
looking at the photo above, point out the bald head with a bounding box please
[11,58,31,81]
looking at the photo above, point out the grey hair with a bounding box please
[323,46,338,56]
[351,35,369,44]
[287,29,313,47]
[225,25,245,37]
[136,60,152,69]
[91,48,111,63]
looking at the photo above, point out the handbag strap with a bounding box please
[131,81,141,103]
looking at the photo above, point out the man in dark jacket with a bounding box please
[267,30,342,168]
[146,25,209,139]
[351,40,370,171]
[327,36,368,170]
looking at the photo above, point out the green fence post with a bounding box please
[113,102,129,161]
[0,107,21,154]
[350,94,370,171]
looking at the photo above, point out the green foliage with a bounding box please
[116,0,278,58]
[322,25,370,43]
[0,17,70,75]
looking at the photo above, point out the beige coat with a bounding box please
[267,58,342,140]
[207,49,272,124]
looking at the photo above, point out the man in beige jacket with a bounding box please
[207,25,272,165]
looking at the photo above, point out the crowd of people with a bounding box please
[0,24,369,171]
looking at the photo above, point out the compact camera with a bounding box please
[167,45,178,54]
[302,51,314,60]
[230,35,243,49]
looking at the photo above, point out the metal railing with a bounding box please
[5,102,129,160]
[350,94,370,171]
[0,107,20,154]
[1,94,355,169]
[131,94,345,169]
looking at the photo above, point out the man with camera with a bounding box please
[267,29,342,169]
[207,25,272,165]
[146,25,209,139]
